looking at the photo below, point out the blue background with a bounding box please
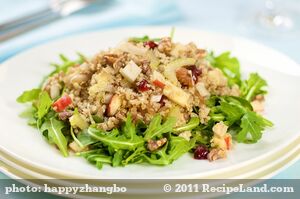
[0,0,299,198]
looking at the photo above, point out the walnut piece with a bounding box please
[176,68,193,87]
[212,121,228,138]
[147,138,167,151]
[58,111,73,121]
[207,148,227,161]
[103,54,119,66]
[158,37,172,54]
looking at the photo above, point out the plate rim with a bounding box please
[0,26,300,179]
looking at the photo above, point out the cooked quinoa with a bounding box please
[43,37,240,132]
[18,34,273,168]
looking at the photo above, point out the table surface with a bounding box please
[0,0,299,198]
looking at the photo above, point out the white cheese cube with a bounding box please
[120,60,142,82]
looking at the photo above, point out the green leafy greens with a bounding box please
[16,43,274,171]
[208,96,273,143]
[207,51,241,86]
[241,73,268,101]
[40,118,69,157]
[17,88,41,103]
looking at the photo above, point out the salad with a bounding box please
[17,32,273,169]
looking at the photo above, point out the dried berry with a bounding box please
[137,79,150,92]
[194,145,209,160]
[143,41,158,49]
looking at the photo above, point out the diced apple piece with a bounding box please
[118,42,147,56]
[146,51,160,69]
[120,60,142,83]
[151,70,167,83]
[152,80,165,88]
[163,83,191,107]
[151,71,166,88]
[106,94,122,116]
[89,70,113,96]
[195,82,210,97]
[163,58,196,84]
[69,113,88,130]
[151,70,191,107]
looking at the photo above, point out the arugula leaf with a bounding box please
[19,106,38,126]
[122,146,146,165]
[223,96,253,111]
[191,131,211,146]
[218,101,244,125]
[143,136,192,165]
[85,153,112,170]
[50,53,85,74]
[144,115,176,140]
[40,118,69,157]
[112,150,124,167]
[237,112,273,143]
[241,73,268,101]
[129,35,161,43]
[76,149,104,157]
[76,129,98,147]
[207,52,241,86]
[87,127,144,151]
[17,89,41,103]
[123,114,136,139]
[37,91,52,120]
[39,53,86,86]
[173,117,200,133]
[208,96,273,143]
[170,27,175,41]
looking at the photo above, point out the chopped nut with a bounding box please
[69,141,86,153]
[207,69,227,87]
[207,148,227,161]
[58,111,73,121]
[141,60,151,75]
[199,105,210,124]
[147,138,167,151]
[103,54,119,66]
[158,37,172,55]
[212,121,228,138]
[255,94,265,101]
[176,68,193,87]
[211,136,227,149]
[251,100,265,113]
[196,49,207,59]
[251,95,265,113]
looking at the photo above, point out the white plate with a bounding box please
[1,145,299,199]
[0,27,300,179]
[1,135,300,180]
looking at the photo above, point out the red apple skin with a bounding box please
[106,94,122,116]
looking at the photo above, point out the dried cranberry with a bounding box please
[144,41,158,49]
[194,145,209,160]
[137,79,150,92]
[187,65,202,82]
